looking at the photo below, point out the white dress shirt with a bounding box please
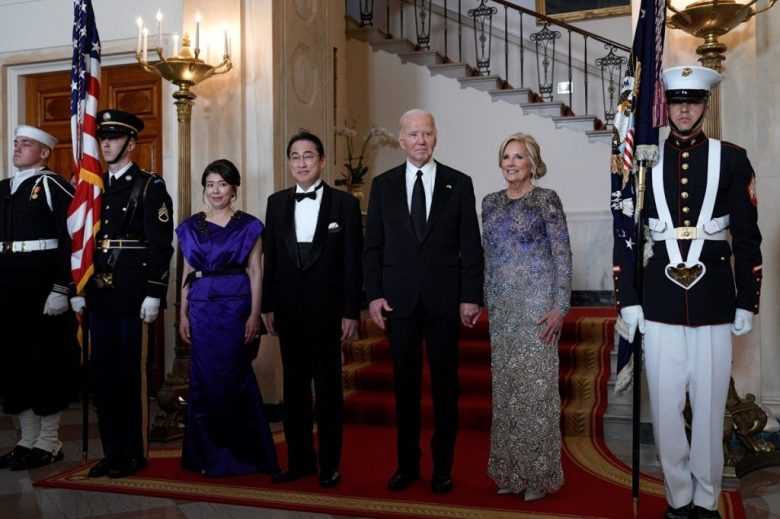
[108,162,133,185]
[405,159,436,218]
[294,180,323,242]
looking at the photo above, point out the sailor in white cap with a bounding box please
[614,65,763,519]
[0,125,79,470]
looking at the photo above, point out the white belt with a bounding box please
[0,238,59,253]
[648,215,730,241]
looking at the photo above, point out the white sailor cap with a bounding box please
[663,65,722,102]
[14,125,59,149]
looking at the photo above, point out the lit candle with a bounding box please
[195,12,201,50]
[223,28,228,56]
[143,27,148,61]
[136,17,143,54]
[172,33,179,56]
[156,10,163,48]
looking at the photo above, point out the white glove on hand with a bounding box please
[139,297,161,323]
[43,292,69,316]
[731,308,754,336]
[620,305,646,343]
[70,296,86,314]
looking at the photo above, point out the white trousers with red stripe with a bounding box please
[644,321,732,511]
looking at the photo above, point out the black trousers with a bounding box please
[278,319,344,473]
[387,303,460,475]
[0,283,78,416]
[89,313,150,461]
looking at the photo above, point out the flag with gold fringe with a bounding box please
[611,0,667,395]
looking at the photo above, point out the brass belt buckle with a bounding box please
[94,272,114,289]
[676,226,697,240]
[100,239,110,252]
[1,241,10,253]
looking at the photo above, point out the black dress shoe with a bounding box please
[271,466,316,484]
[664,504,692,519]
[88,458,114,478]
[387,469,419,491]
[692,506,722,519]
[431,472,453,493]
[0,446,31,469]
[107,457,147,478]
[9,447,64,471]
[319,469,341,488]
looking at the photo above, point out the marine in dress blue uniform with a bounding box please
[80,110,174,479]
[614,67,762,519]
[0,126,78,471]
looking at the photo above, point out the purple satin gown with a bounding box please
[176,211,278,476]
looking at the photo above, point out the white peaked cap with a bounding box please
[663,65,721,93]
[14,125,58,149]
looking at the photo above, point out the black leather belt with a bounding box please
[184,267,246,287]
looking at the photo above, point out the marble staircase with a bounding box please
[347,22,613,145]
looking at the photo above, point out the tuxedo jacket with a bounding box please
[363,161,484,320]
[261,183,363,332]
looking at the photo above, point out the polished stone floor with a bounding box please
[1,401,779,518]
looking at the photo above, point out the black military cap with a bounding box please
[96,110,145,138]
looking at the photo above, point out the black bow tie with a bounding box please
[295,183,323,202]
[295,191,316,202]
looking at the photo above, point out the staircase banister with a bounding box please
[487,0,631,52]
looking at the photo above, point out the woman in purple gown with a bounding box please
[177,159,278,476]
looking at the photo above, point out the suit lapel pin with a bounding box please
[446,184,452,189]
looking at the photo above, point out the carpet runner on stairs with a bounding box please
[342,307,617,437]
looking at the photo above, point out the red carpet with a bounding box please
[36,425,744,518]
[36,308,745,518]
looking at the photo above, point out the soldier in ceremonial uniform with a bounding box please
[75,110,174,479]
[614,66,762,519]
[0,126,78,470]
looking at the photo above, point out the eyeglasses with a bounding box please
[288,153,319,164]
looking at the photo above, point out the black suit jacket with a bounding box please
[261,183,363,332]
[363,161,484,320]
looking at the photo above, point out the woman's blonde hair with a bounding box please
[497,132,547,179]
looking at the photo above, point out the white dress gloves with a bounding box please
[731,308,754,337]
[139,296,161,323]
[43,292,69,316]
[70,296,86,314]
[620,305,646,343]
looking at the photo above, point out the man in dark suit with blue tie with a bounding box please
[262,131,363,489]
[363,109,484,494]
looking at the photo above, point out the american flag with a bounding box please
[67,0,102,295]
[611,0,666,394]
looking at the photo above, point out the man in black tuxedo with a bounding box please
[363,109,484,494]
[262,131,363,489]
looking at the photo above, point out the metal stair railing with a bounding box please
[346,0,631,128]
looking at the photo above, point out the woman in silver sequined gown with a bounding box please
[482,133,572,500]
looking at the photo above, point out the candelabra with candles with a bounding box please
[667,0,776,137]
[134,13,233,441]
